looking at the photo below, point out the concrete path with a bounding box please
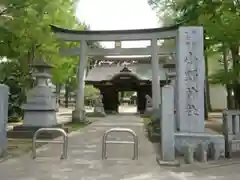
[1,114,240,179]
[118,105,137,114]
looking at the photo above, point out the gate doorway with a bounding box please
[118,91,137,114]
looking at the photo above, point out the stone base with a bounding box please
[86,112,106,117]
[148,131,225,161]
[72,109,86,123]
[143,108,153,117]
[92,106,106,117]
[23,110,57,127]
[154,143,180,166]
[0,148,7,157]
[175,132,225,157]
[7,125,70,139]
[0,130,7,158]
[156,159,180,167]
[151,108,161,120]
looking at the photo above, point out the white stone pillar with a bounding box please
[168,73,178,131]
[160,85,175,162]
[151,38,161,109]
[72,40,88,122]
[0,84,9,156]
[175,27,205,133]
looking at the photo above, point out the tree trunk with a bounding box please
[223,44,234,109]
[230,44,240,108]
[55,84,61,110]
[64,83,69,108]
[204,53,211,119]
[121,91,124,102]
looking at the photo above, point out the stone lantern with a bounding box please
[22,58,57,127]
[32,59,53,85]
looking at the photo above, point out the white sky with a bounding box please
[76,0,160,48]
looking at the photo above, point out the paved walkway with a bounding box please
[1,115,240,179]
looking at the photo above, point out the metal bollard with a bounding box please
[102,128,138,160]
[32,128,68,160]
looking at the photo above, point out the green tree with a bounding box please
[149,0,240,110]
[0,0,88,121]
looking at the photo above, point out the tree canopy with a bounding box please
[0,0,91,121]
[149,0,240,109]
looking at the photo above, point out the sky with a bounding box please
[76,0,160,48]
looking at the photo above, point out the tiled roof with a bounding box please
[86,64,167,81]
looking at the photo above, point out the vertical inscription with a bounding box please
[175,26,204,132]
[183,30,201,117]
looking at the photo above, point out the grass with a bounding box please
[5,139,33,159]
[143,117,152,129]
[64,121,88,131]
[0,139,34,162]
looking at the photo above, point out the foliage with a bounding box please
[0,60,33,121]
[124,91,135,97]
[1,0,86,75]
[51,57,79,89]
[143,117,152,129]
[0,0,89,121]
[85,85,100,100]
[149,0,240,108]
[64,121,87,131]
[149,0,240,49]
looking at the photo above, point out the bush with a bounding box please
[143,117,161,142]
[0,60,33,122]
[85,85,100,104]
[143,117,152,130]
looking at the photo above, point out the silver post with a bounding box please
[102,134,107,159]
[32,128,68,160]
[133,135,138,160]
[61,135,68,159]
[32,137,37,159]
[102,128,138,160]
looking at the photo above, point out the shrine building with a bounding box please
[85,54,175,114]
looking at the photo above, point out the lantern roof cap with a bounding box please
[33,58,53,69]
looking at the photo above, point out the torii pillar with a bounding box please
[72,40,88,122]
[151,38,161,110]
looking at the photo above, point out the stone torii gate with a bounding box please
[51,25,205,134]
